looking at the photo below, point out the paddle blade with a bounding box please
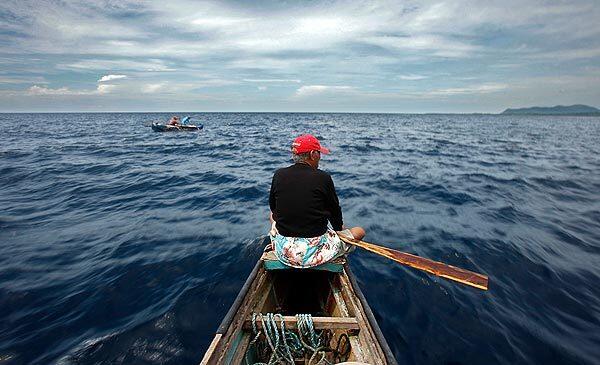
[339,236,489,290]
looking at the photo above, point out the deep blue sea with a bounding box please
[1,113,599,365]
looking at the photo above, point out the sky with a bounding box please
[0,0,599,113]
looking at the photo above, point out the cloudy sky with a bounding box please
[1,0,599,112]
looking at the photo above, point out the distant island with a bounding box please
[501,104,600,115]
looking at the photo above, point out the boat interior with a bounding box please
[200,252,389,364]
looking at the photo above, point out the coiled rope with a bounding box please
[246,313,348,365]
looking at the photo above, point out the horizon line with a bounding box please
[0,110,506,115]
[1,111,599,116]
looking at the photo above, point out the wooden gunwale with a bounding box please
[215,267,270,363]
[344,264,398,365]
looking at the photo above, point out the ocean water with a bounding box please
[0,113,599,365]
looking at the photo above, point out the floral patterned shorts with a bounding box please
[269,222,354,268]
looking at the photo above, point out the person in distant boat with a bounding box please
[268,134,366,268]
[168,116,180,125]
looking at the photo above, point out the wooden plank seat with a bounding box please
[260,251,346,272]
[243,316,359,331]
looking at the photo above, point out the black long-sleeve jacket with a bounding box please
[269,163,343,237]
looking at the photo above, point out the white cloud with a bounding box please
[26,83,117,96]
[526,47,600,61]
[195,79,238,87]
[244,79,301,83]
[292,16,349,38]
[295,85,355,97]
[341,82,509,100]
[398,74,428,81]
[3,1,599,60]
[27,85,75,96]
[142,83,166,93]
[4,1,598,63]
[139,79,235,94]
[98,74,127,82]
[227,58,316,71]
[191,16,253,28]
[0,76,48,84]
[362,34,478,58]
[96,84,116,94]
[62,59,175,72]
[423,83,508,97]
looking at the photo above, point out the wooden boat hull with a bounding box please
[199,254,397,364]
[151,122,203,132]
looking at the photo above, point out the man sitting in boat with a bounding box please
[168,116,180,125]
[268,134,366,268]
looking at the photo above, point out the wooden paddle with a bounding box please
[338,235,489,290]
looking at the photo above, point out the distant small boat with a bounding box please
[151,122,203,132]
[199,250,397,364]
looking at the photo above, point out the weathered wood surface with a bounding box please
[243,316,359,330]
[339,269,384,363]
[199,334,222,365]
[339,236,489,290]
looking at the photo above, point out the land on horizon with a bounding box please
[501,104,600,116]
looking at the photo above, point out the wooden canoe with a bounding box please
[151,122,204,132]
[199,251,397,365]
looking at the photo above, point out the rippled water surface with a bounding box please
[1,113,599,365]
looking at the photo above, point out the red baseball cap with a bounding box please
[291,134,330,154]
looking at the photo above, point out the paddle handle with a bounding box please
[339,236,489,290]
